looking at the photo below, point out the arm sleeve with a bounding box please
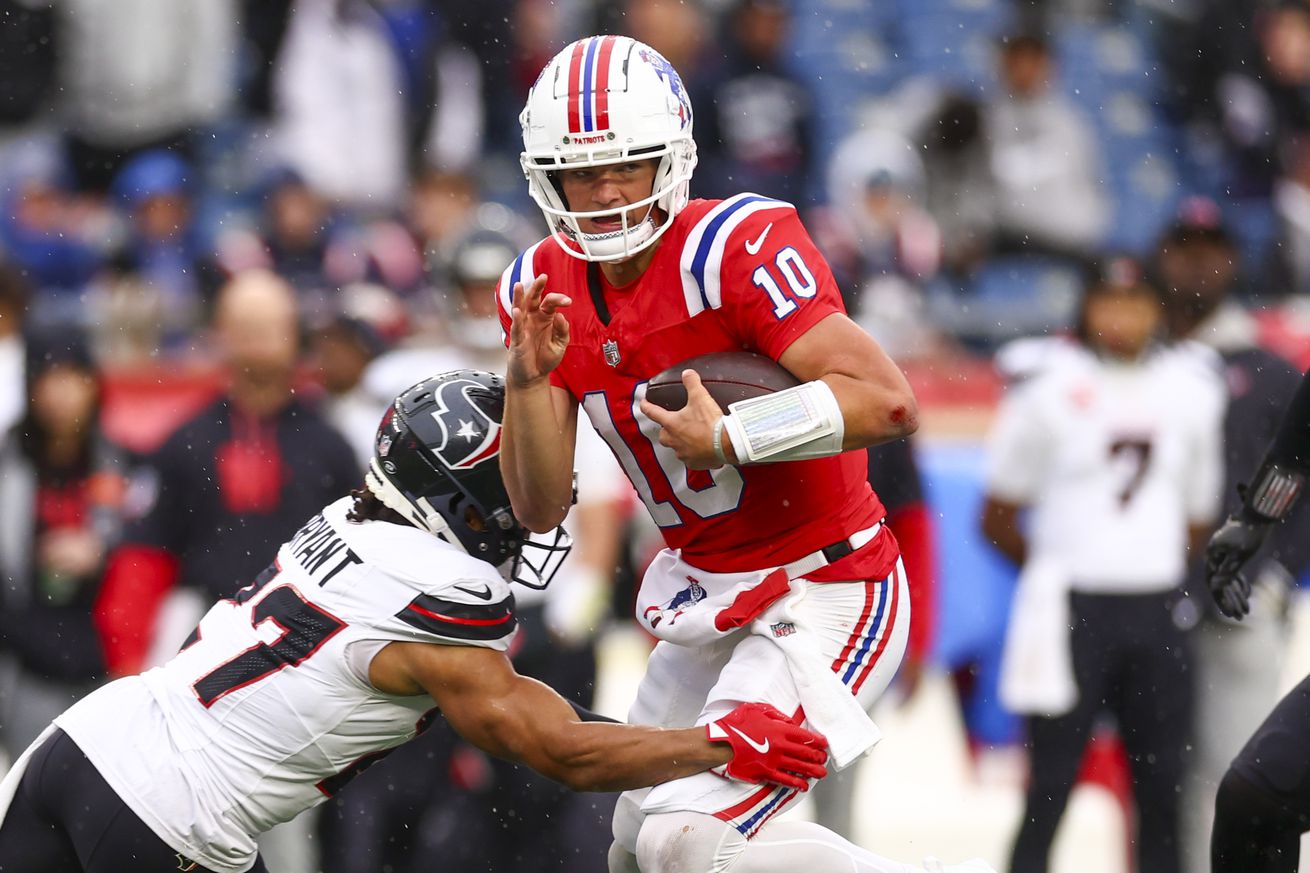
[93,544,180,676]
[867,439,935,662]
[716,207,849,361]
[1257,370,1310,478]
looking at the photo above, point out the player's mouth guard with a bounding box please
[719,380,846,464]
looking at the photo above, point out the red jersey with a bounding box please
[498,195,897,580]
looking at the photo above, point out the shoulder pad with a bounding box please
[679,193,795,316]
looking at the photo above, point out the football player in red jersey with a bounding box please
[499,35,994,873]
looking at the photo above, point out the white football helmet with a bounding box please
[520,35,698,262]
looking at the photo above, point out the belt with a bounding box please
[782,520,884,579]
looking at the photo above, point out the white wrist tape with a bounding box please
[720,380,845,464]
[711,416,730,466]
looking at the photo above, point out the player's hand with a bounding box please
[706,702,828,790]
[639,369,735,470]
[507,274,571,389]
[1206,513,1273,619]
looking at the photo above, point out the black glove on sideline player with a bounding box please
[1206,512,1274,619]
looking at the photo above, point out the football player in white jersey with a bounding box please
[0,370,828,873]
[981,259,1226,873]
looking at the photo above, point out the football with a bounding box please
[644,352,801,412]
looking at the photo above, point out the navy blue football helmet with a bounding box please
[364,370,570,588]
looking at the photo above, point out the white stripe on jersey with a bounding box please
[497,239,546,343]
[679,194,794,317]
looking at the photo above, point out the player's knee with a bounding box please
[612,792,646,856]
[608,840,642,873]
[634,811,744,873]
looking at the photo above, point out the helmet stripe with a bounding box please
[567,39,587,133]
[595,36,616,130]
[582,36,600,132]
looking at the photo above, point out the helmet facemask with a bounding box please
[522,141,696,262]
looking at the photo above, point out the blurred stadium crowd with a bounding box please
[3,0,1310,870]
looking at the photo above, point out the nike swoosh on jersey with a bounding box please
[744,223,773,255]
[452,581,494,600]
[728,725,770,755]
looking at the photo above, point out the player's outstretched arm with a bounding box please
[371,641,828,792]
[502,274,580,532]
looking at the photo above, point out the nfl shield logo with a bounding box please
[770,622,796,638]
[602,339,621,367]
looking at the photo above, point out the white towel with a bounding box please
[750,589,881,770]
[999,556,1077,717]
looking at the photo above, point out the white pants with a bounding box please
[615,563,910,851]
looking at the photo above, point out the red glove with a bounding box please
[706,703,829,790]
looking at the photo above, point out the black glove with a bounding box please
[1205,513,1274,619]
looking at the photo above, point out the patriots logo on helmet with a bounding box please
[639,48,691,130]
[427,378,503,470]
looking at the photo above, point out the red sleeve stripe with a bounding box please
[405,602,513,627]
[397,593,516,643]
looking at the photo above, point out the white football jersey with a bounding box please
[986,338,1226,592]
[56,497,515,873]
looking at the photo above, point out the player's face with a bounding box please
[558,159,662,234]
[1084,289,1161,359]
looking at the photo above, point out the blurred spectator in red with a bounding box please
[984,32,1109,261]
[52,0,237,193]
[0,264,29,436]
[0,332,125,759]
[1274,134,1310,295]
[92,270,358,678]
[693,0,815,205]
[106,150,216,350]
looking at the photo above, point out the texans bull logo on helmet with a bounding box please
[427,377,503,470]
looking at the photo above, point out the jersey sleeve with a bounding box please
[712,203,849,361]
[984,381,1052,504]
[366,568,518,652]
[496,239,571,394]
